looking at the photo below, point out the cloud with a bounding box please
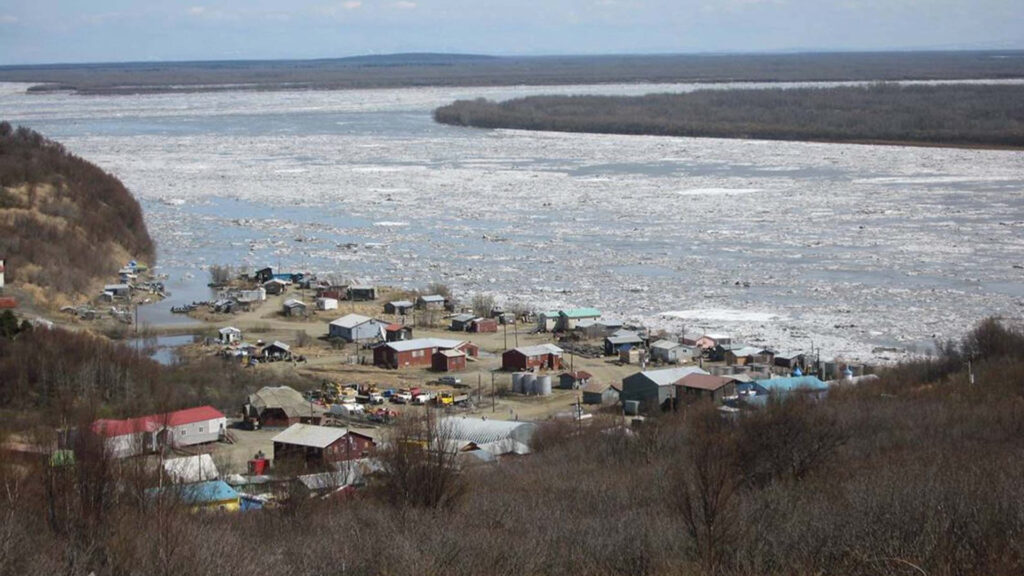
[343,1,362,9]
[394,1,417,9]
[188,6,207,16]
[0,14,18,24]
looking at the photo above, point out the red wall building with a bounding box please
[432,349,467,372]
[501,344,564,371]
[374,338,476,369]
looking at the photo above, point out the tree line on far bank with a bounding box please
[434,83,1024,148]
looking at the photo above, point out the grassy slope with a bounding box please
[0,123,155,308]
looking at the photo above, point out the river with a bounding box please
[2,80,1022,362]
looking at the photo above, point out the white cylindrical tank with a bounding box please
[537,375,552,396]
[523,374,536,395]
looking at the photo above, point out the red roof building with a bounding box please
[91,405,227,458]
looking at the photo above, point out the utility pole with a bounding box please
[491,372,495,413]
[514,320,519,347]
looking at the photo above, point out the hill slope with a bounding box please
[0,123,154,307]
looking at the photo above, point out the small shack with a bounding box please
[348,285,377,301]
[581,381,617,405]
[384,300,414,315]
[432,348,467,372]
[282,298,308,317]
[417,294,446,310]
[316,297,339,311]
[469,318,498,333]
[385,323,413,342]
[559,370,593,390]
[218,326,242,345]
[449,313,476,331]
[261,341,292,362]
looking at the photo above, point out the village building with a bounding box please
[147,480,241,513]
[581,381,618,405]
[328,314,386,342]
[449,313,476,331]
[348,285,377,301]
[218,326,242,345]
[91,405,227,459]
[502,344,563,371]
[316,297,339,311]
[773,351,807,372]
[744,375,829,403]
[374,338,477,369]
[557,307,602,331]
[440,417,537,456]
[282,298,307,317]
[273,424,375,468]
[559,370,593,390]
[262,278,288,295]
[385,323,413,342]
[162,454,220,484]
[696,333,731,350]
[432,348,467,372]
[720,344,774,362]
[416,294,446,310]
[604,330,644,356]
[649,339,699,364]
[620,366,710,410]
[384,300,414,315]
[260,341,292,362]
[469,318,498,333]
[537,311,560,332]
[254,267,274,283]
[674,373,738,404]
[316,284,348,301]
[102,284,131,300]
[244,386,321,428]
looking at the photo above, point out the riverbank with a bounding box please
[434,82,1024,150]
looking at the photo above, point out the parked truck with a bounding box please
[436,390,470,406]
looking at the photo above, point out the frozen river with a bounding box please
[2,81,1023,362]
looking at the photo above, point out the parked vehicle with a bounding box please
[391,392,413,404]
[438,376,462,386]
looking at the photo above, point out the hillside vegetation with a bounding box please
[2,318,1024,575]
[434,83,1024,148]
[0,123,154,306]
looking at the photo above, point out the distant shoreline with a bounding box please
[3,50,1024,96]
[433,83,1024,151]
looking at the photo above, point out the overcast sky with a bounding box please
[0,0,1021,65]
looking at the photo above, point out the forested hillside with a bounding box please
[0,123,154,306]
[435,83,1024,148]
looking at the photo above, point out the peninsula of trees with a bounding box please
[0,123,154,305]
[434,83,1024,149]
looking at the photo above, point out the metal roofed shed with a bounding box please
[439,417,537,456]
[272,423,347,449]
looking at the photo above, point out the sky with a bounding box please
[0,0,1022,65]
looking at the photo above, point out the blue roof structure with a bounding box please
[147,480,239,504]
[753,376,828,394]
